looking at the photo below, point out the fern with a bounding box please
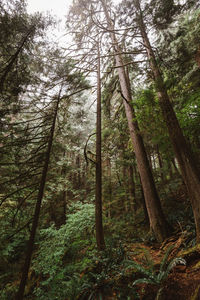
[166,257,186,274]
[159,244,174,273]
[125,259,156,282]
[125,245,186,299]
[133,278,156,286]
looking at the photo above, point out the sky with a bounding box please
[27,0,121,18]
[27,0,121,45]
[27,0,71,19]
[27,0,74,45]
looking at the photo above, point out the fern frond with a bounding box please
[159,245,174,273]
[156,270,168,283]
[124,260,154,278]
[155,287,164,300]
[133,278,155,286]
[166,257,186,274]
[88,291,95,300]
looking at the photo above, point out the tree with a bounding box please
[99,0,171,242]
[95,38,105,250]
[67,1,108,248]
[15,72,90,298]
[15,87,62,300]
[131,0,200,242]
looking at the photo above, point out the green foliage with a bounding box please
[33,229,137,300]
[32,202,95,299]
[77,240,138,300]
[125,245,186,299]
[0,283,18,300]
[33,202,95,272]
[134,87,172,153]
[158,8,200,92]
[34,274,83,300]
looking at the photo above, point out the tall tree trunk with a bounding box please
[59,151,67,226]
[100,0,171,242]
[106,157,112,218]
[136,170,150,226]
[15,88,62,300]
[95,40,105,250]
[140,178,150,227]
[134,0,200,241]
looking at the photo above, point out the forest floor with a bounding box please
[115,236,200,300]
[8,235,200,300]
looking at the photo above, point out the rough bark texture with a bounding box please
[95,40,105,250]
[140,177,150,227]
[134,0,200,241]
[101,0,171,242]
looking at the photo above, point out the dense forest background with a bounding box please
[0,0,200,299]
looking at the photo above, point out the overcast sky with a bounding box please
[27,0,71,18]
[27,0,121,17]
[27,0,121,44]
[27,0,75,45]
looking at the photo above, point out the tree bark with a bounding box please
[95,39,105,250]
[100,0,171,242]
[106,157,112,218]
[134,0,200,241]
[59,151,67,226]
[140,177,150,227]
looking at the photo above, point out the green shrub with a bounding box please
[32,202,96,300]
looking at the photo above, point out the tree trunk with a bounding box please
[59,151,67,226]
[95,40,105,250]
[134,0,200,241]
[100,0,171,242]
[140,178,150,227]
[106,157,112,218]
[15,88,62,300]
